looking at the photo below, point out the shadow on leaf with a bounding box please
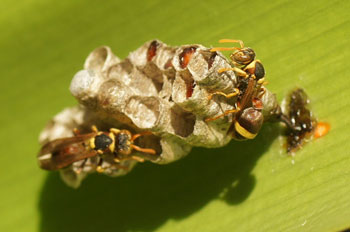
[38,123,281,232]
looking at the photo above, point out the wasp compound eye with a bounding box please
[235,108,263,139]
[94,134,113,150]
[231,48,256,65]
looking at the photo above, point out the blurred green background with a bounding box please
[1,0,349,231]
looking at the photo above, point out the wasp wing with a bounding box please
[227,79,255,135]
[238,78,256,110]
[38,133,98,170]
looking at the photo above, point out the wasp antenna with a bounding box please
[218,39,244,48]
[131,144,156,155]
[131,131,153,142]
[210,47,240,52]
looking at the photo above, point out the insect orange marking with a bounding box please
[179,47,196,68]
[252,97,263,110]
[186,80,196,98]
[314,122,330,139]
[147,41,159,61]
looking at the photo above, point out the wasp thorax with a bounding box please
[94,134,113,150]
[231,48,256,65]
[116,131,132,155]
[235,107,263,140]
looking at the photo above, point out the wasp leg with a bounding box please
[112,163,129,171]
[75,158,88,174]
[208,88,240,101]
[218,39,245,48]
[257,77,269,85]
[91,125,99,133]
[110,128,120,134]
[131,144,156,155]
[217,67,234,73]
[130,156,145,162]
[114,154,144,163]
[73,128,81,136]
[96,158,105,173]
[257,87,267,98]
[96,166,105,173]
[218,67,248,77]
[205,108,239,122]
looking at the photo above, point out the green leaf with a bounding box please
[1,0,349,231]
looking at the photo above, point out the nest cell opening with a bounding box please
[124,96,160,129]
[85,47,109,71]
[170,105,196,137]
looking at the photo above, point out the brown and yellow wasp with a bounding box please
[206,39,268,140]
[38,125,156,172]
[207,39,329,147]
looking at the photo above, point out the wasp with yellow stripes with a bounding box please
[38,125,156,172]
[206,76,264,140]
[205,39,267,140]
[206,39,329,145]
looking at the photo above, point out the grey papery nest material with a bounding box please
[39,40,280,187]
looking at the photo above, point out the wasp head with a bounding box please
[230,47,256,66]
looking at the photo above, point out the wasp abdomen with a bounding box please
[234,108,263,140]
[253,62,265,80]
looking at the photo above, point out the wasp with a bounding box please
[211,39,265,80]
[205,39,269,140]
[38,125,156,172]
[205,39,305,141]
[207,39,267,101]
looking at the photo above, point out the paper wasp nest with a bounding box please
[39,40,280,187]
